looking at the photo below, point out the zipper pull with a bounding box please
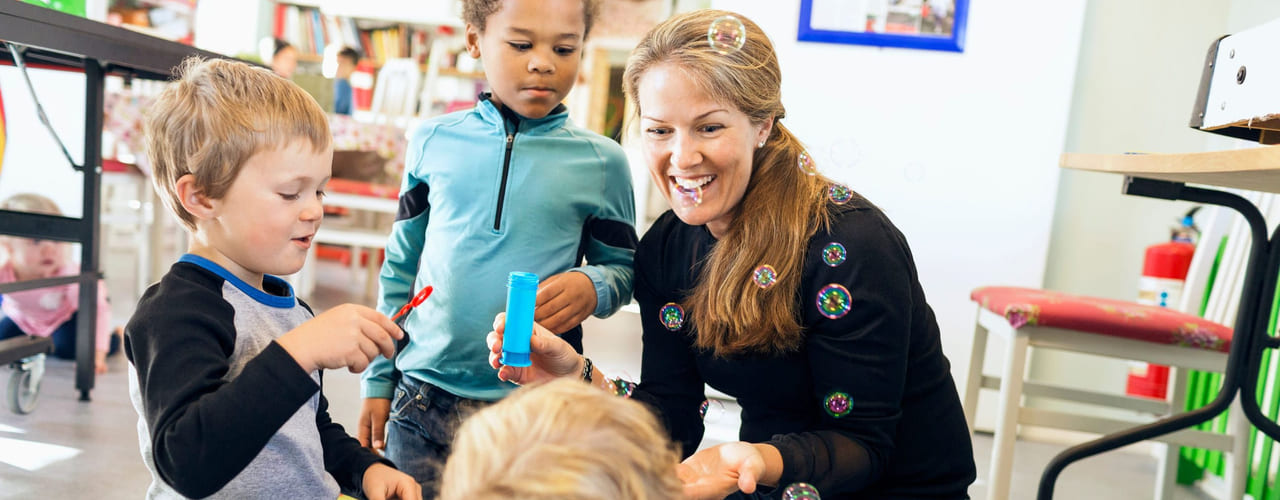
[506,133,514,148]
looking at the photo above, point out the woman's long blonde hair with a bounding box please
[438,379,684,500]
[624,10,834,355]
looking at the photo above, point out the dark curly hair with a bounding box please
[462,0,601,38]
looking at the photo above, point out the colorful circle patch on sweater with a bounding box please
[816,284,851,319]
[828,184,853,205]
[753,264,778,289]
[822,242,846,267]
[659,302,685,331]
[782,482,821,499]
[824,391,852,418]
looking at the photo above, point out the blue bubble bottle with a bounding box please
[501,271,539,367]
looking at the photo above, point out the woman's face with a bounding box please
[637,64,770,238]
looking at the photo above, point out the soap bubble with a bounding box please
[752,264,778,289]
[816,284,851,319]
[659,303,685,331]
[708,15,747,55]
[782,482,821,499]
[675,184,704,207]
[798,150,818,176]
[823,391,852,418]
[822,243,846,267]
[828,184,853,205]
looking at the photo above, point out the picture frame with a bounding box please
[797,0,969,53]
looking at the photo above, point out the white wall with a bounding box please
[0,67,87,217]
[707,1,1086,391]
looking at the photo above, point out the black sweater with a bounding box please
[631,200,975,499]
[125,256,390,498]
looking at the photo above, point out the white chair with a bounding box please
[369,58,422,120]
[964,199,1264,500]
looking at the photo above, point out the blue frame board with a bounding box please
[797,0,968,53]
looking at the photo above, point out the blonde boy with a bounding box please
[126,57,419,500]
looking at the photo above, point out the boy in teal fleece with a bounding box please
[357,0,636,491]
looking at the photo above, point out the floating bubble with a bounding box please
[675,184,704,207]
[798,150,818,176]
[611,378,637,398]
[828,138,862,170]
[659,302,685,331]
[824,391,852,418]
[816,284,851,319]
[783,482,822,500]
[822,243,846,267]
[707,15,746,55]
[828,184,853,205]
[752,264,778,289]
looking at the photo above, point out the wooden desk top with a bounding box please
[1060,146,1280,194]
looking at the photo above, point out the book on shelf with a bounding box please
[273,2,433,67]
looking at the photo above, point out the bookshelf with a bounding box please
[268,0,485,118]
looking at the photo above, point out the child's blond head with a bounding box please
[462,0,601,38]
[0,193,61,216]
[144,57,330,231]
[439,378,684,500]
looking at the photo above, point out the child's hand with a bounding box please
[276,304,402,373]
[358,397,391,450]
[487,313,582,385]
[534,271,596,334]
[94,350,108,374]
[361,463,421,500]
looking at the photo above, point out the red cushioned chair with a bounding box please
[964,207,1250,500]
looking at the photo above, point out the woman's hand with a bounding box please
[676,442,776,500]
[486,313,583,385]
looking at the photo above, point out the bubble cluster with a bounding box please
[782,482,821,500]
[828,184,853,205]
[675,184,704,207]
[824,391,852,418]
[798,150,818,176]
[752,264,778,289]
[707,15,747,55]
[822,243,846,267]
[659,302,685,331]
[816,284,851,319]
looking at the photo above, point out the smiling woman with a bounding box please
[486,9,977,499]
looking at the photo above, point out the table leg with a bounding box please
[1038,180,1270,499]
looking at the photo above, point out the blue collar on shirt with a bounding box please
[178,254,296,309]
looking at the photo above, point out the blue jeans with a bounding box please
[384,376,489,496]
[0,313,118,359]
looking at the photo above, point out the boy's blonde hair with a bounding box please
[144,57,330,231]
[462,0,601,38]
[439,378,684,500]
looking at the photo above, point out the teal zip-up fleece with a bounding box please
[362,96,638,401]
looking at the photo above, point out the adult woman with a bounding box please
[488,9,975,499]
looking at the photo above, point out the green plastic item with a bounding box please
[20,0,86,17]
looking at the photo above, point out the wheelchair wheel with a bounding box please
[8,368,38,415]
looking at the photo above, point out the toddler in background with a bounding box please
[0,193,117,374]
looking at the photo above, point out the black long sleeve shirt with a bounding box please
[125,255,390,498]
[631,200,975,499]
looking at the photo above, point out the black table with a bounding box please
[0,2,231,401]
[1041,147,1280,498]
